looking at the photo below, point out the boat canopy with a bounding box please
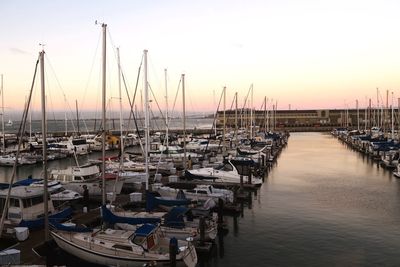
[146,191,191,211]
[135,223,157,237]
[101,205,160,225]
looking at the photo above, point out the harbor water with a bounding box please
[211,132,400,266]
[4,132,400,266]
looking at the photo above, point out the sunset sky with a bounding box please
[1,0,400,117]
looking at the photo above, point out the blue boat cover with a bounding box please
[146,191,191,211]
[18,206,73,230]
[164,206,189,228]
[0,177,41,190]
[101,205,161,225]
[135,223,157,237]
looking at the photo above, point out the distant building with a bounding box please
[216,108,397,131]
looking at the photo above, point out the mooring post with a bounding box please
[218,198,224,227]
[200,216,206,246]
[169,237,177,267]
[248,170,252,184]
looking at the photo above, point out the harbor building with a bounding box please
[216,108,398,132]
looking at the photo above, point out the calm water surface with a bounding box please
[214,132,400,267]
[5,132,400,266]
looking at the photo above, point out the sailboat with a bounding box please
[51,221,198,267]
[5,120,12,127]
[51,26,197,266]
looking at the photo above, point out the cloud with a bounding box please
[9,47,30,55]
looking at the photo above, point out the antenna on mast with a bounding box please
[39,43,46,52]
[95,20,106,27]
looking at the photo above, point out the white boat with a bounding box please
[155,184,234,203]
[0,186,72,231]
[104,157,158,173]
[185,139,220,152]
[5,120,12,127]
[393,163,400,178]
[381,150,399,169]
[0,154,37,166]
[48,136,89,156]
[50,223,197,267]
[28,179,82,204]
[149,143,201,161]
[185,160,263,185]
[50,164,124,196]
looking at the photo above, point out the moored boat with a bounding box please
[50,222,197,267]
[0,186,72,239]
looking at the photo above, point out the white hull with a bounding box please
[51,228,197,267]
[188,167,263,185]
[51,231,168,267]
[156,185,233,203]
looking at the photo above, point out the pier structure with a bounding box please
[216,108,400,132]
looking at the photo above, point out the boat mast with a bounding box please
[117,47,124,165]
[398,98,400,135]
[1,74,4,154]
[356,99,359,131]
[223,86,226,153]
[64,112,67,136]
[369,98,372,131]
[144,49,149,191]
[39,49,50,241]
[182,74,187,170]
[213,89,217,137]
[386,90,389,135]
[234,92,238,146]
[101,23,107,205]
[272,103,275,131]
[250,84,253,139]
[76,100,80,135]
[164,68,169,150]
[267,98,270,132]
[263,96,266,133]
[391,92,394,139]
[376,88,380,129]
[364,97,367,131]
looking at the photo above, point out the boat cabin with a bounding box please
[131,224,162,251]
[51,164,100,182]
[0,186,54,224]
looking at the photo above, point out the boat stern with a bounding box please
[181,242,197,267]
